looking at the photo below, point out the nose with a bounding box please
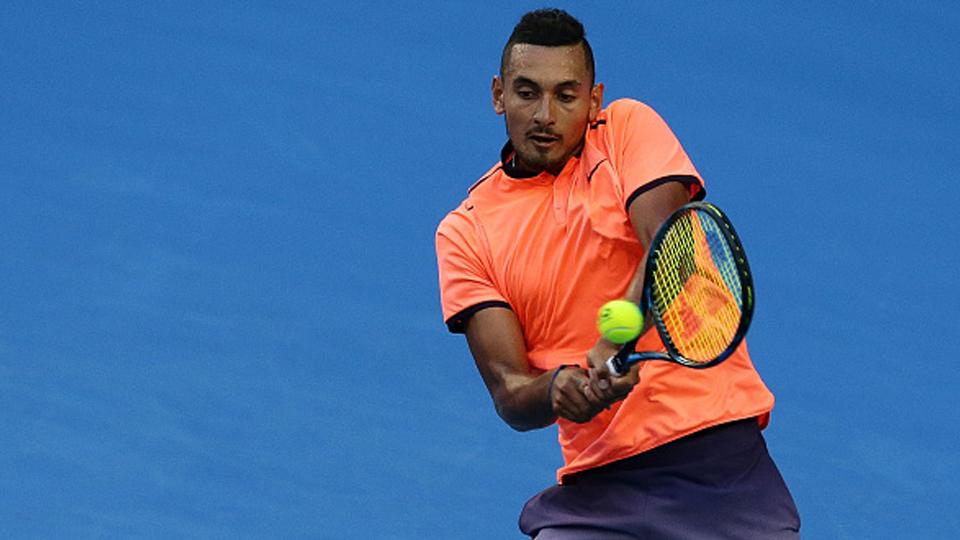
[533,95,556,125]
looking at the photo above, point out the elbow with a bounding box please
[498,407,535,432]
[494,397,551,432]
[503,412,537,432]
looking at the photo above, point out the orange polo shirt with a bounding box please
[436,99,774,483]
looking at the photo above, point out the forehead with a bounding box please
[503,43,590,85]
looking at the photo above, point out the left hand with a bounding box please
[585,338,641,406]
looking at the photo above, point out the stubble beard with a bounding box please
[516,146,555,174]
[516,136,587,176]
[509,130,577,176]
[506,118,588,176]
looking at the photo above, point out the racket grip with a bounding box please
[606,355,627,377]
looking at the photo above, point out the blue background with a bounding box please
[2,2,958,538]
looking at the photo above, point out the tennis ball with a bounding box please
[596,300,643,344]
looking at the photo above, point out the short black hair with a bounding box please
[500,8,595,83]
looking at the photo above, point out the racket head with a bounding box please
[642,202,754,368]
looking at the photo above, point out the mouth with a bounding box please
[528,132,561,149]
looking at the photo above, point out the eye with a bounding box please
[517,89,536,99]
[558,93,577,103]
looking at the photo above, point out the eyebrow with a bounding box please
[512,76,583,90]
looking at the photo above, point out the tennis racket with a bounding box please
[606,202,754,376]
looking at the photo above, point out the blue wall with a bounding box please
[2,2,958,538]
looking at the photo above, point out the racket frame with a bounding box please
[606,202,754,375]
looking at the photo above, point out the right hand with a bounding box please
[586,338,641,406]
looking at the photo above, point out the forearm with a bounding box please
[463,298,620,431]
[492,369,558,431]
[611,251,655,343]
[622,182,693,326]
[464,307,561,431]
[499,364,610,430]
[623,252,648,305]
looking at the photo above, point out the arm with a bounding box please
[464,306,606,431]
[586,180,695,399]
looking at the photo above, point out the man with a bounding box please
[436,8,799,539]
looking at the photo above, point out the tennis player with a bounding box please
[436,9,800,538]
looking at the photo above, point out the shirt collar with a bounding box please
[499,141,536,179]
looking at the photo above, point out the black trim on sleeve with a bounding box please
[445,301,513,334]
[624,175,705,212]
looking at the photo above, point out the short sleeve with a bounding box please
[606,100,705,208]
[435,207,510,333]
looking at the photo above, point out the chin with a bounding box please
[518,151,564,174]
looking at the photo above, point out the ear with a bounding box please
[492,76,505,115]
[589,82,604,122]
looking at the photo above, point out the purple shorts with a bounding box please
[519,419,800,539]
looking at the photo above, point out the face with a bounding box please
[493,43,603,176]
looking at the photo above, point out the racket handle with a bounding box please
[606,355,628,377]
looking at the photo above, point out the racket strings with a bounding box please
[650,211,744,363]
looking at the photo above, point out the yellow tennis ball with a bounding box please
[596,300,643,344]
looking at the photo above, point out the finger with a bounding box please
[588,368,617,402]
[572,369,610,410]
[555,397,594,423]
[556,371,605,422]
[556,404,591,423]
[586,352,599,370]
[579,380,608,409]
[587,338,618,371]
[608,364,642,398]
[555,379,594,421]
